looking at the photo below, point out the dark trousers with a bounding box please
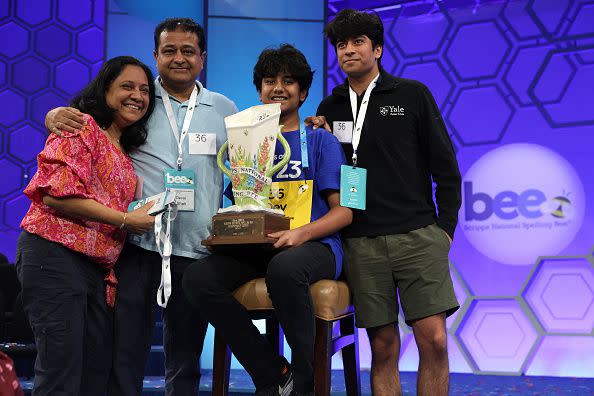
[16,231,112,396]
[182,242,335,393]
[111,243,208,396]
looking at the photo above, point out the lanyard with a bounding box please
[299,122,309,170]
[155,204,177,308]
[157,78,198,170]
[348,73,380,166]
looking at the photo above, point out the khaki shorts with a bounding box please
[343,223,459,328]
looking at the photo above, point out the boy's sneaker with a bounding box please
[278,357,294,396]
[255,357,293,396]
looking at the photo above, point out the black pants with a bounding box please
[110,243,208,396]
[182,242,335,393]
[16,231,112,396]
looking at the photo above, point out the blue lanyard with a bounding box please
[299,122,309,170]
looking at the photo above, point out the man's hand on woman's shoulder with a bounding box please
[45,107,86,136]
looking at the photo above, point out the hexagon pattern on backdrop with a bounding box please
[522,256,594,333]
[326,0,594,376]
[0,0,106,260]
[456,299,540,373]
[1,0,593,378]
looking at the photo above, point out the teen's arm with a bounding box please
[43,196,155,234]
[45,107,86,135]
[418,85,461,240]
[268,191,352,248]
[303,115,330,131]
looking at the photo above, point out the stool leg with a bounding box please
[340,315,361,396]
[265,315,284,356]
[212,329,231,396]
[314,318,332,396]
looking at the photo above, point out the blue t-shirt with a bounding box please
[272,125,347,278]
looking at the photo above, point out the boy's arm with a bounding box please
[268,190,352,248]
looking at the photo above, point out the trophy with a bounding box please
[202,103,291,245]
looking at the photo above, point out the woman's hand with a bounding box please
[124,201,156,234]
[45,107,85,136]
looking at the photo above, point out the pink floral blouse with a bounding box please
[21,114,137,306]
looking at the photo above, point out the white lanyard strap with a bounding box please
[348,73,380,166]
[155,206,174,308]
[158,78,198,170]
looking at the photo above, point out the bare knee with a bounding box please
[367,323,399,363]
[416,330,448,362]
[412,314,449,359]
[424,331,447,355]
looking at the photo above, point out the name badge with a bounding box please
[188,133,216,155]
[340,165,366,210]
[332,121,353,143]
[164,168,196,211]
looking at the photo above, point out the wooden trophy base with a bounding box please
[202,211,290,246]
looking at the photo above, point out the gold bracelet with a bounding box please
[120,212,127,229]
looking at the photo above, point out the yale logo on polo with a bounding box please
[379,105,404,116]
[460,144,585,266]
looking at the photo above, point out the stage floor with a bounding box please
[19,370,594,395]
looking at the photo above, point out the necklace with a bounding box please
[102,127,121,145]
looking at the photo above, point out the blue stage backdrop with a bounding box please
[325,0,594,377]
[1,0,593,379]
[0,0,107,261]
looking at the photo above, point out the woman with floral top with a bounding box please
[16,56,157,396]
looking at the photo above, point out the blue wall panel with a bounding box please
[206,18,324,118]
[0,0,106,261]
[209,0,323,20]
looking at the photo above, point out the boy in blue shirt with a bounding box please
[183,44,352,396]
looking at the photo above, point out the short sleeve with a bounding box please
[24,115,100,203]
[314,128,346,193]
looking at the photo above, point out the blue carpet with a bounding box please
[144,370,594,395]
[20,370,594,395]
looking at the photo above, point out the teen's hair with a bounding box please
[70,56,156,153]
[324,8,384,52]
[154,17,206,53]
[253,44,314,106]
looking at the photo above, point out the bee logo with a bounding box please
[298,184,309,195]
[550,196,572,218]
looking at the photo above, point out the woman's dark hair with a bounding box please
[324,8,384,65]
[253,44,314,106]
[70,56,156,153]
[154,17,206,53]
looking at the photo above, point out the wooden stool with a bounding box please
[212,278,361,396]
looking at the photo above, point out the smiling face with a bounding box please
[336,35,382,79]
[105,65,150,128]
[259,73,307,122]
[154,27,205,90]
